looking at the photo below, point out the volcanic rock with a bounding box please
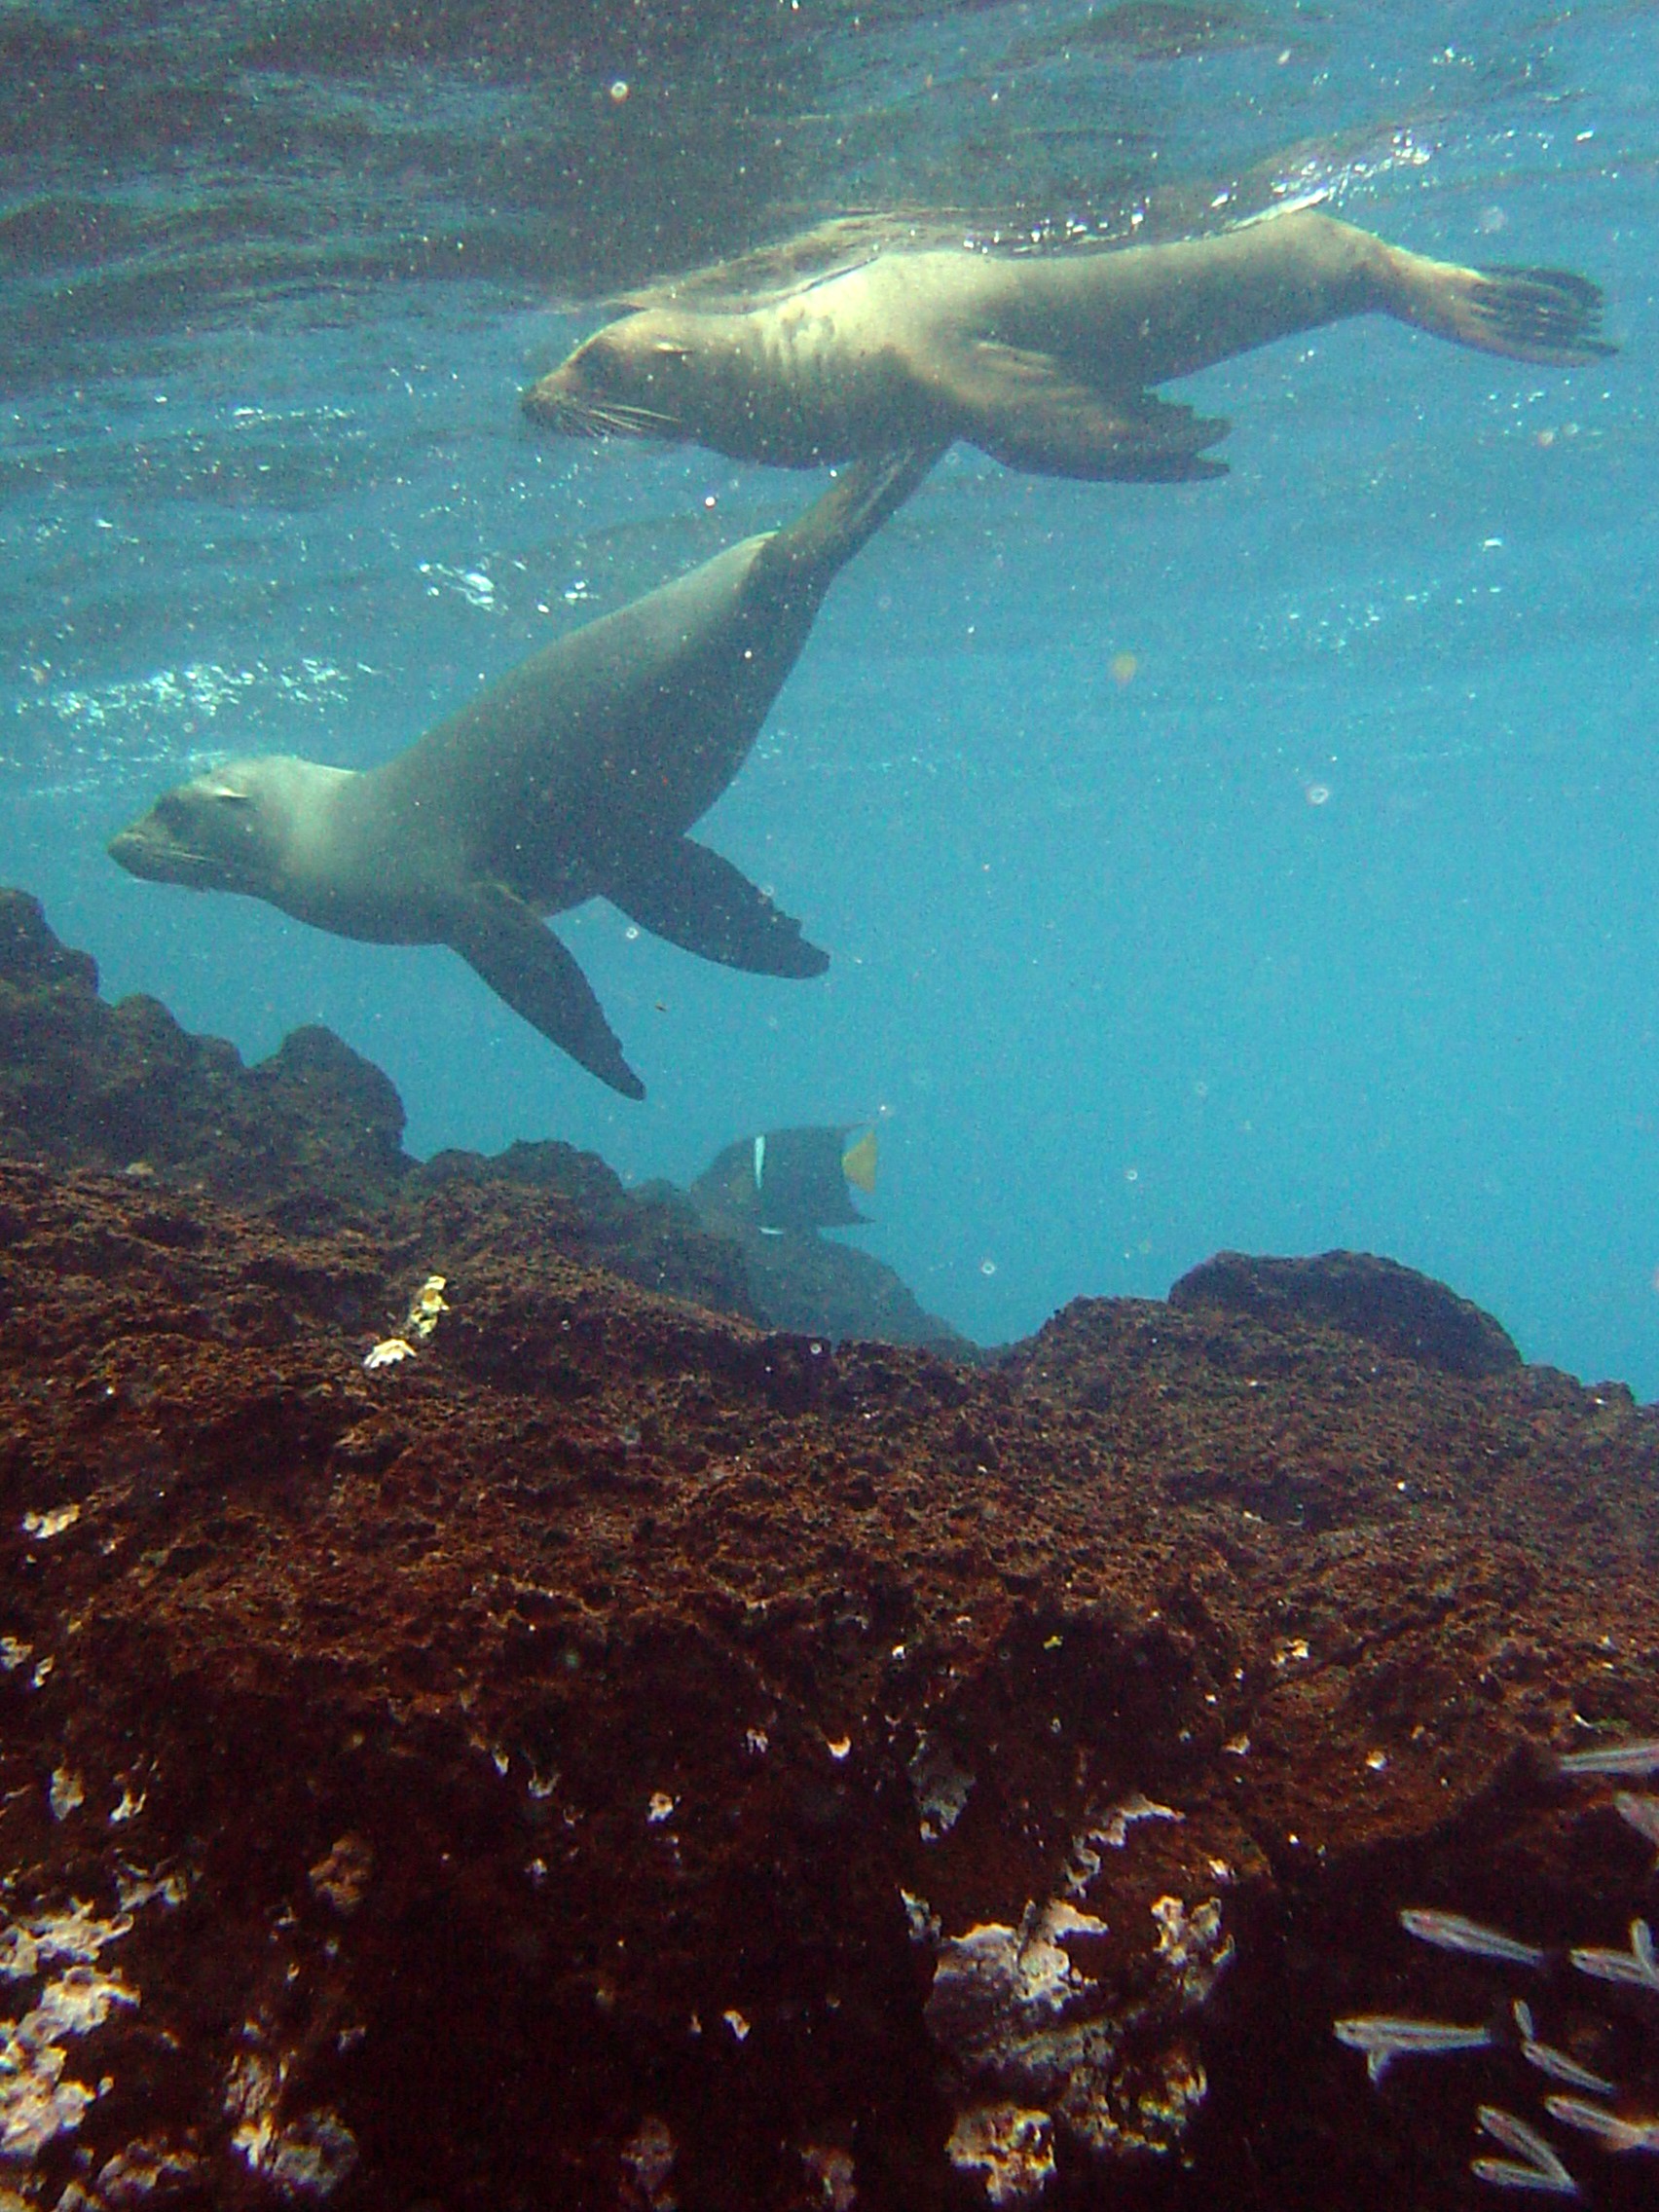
[0,892,1654,2210]
[1169,1246,1523,1379]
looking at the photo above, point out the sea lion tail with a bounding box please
[1407,261,1616,366]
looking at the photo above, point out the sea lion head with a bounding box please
[108,756,329,896]
[522,310,718,442]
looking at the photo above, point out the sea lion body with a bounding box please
[109,448,936,1098]
[524,206,1612,478]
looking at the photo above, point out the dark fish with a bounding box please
[692,1124,877,1234]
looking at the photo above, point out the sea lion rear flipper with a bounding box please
[931,340,1231,481]
[605,836,830,978]
[1438,265,1616,366]
[446,885,645,1099]
[756,444,944,594]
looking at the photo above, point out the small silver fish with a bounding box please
[1526,2047,1618,2096]
[1334,2013,1494,2084]
[1614,1790,1659,1857]
[1556,1738,1659,1778]
[1570,1917,1659,1994]
[1510,2000,1619,2099]
[1400,1906,1549,1970]
[1544,2095,1659,2156]
[1471,2105,1580,2197]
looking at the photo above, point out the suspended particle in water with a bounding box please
[1305,782,1332,807]
[1110,650,1138,685]
[609,79,630,102]
[1124,1165,1140,1184]
[979,1258,997,1277]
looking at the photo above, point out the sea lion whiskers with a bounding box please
[550,392,682,440]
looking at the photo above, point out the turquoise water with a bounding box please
[3,1,1654,1385]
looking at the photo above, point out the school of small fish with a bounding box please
[1334,1739,1659,2198]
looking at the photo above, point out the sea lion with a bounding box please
[522,203,1613,480]
[107,447,937,1099]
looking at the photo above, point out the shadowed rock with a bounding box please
[1168,1247,1522,1379]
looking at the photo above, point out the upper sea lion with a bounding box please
[522,204,1613,480]
[107,447,937,1100]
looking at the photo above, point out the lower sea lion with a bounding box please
[522,204,1613,479]
[107,447,937,1099]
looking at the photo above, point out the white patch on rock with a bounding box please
[0,1902,133,1981]
[800,2143,857,2209]
[232,2108,359,2200]
[21,1504,81,1540]
[0,2059,95,2162]
[908,1732,976,1842]
[114,1868,186,1915]
[0,1903,155,2163]
[900,1890,940,1947]
[1064,2040,1210,2158]
[1061,1794,1184,1895]
[307,1834,373,1916]
[0,1964,136,2159]
[926,1878,1230,2185]
[27,1965,134,2041]
[926,1899,1105,2069]
[88,2135,206,2206]
[620,2114,678,2210]
[944,2103,1055,2206]
[49,1768,85,1821]
[1150,1894,1235,2008]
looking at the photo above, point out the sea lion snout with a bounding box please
[522,318,695,441]
[108,808,229,891]
[520,363,575,424]
[107,823,163,877]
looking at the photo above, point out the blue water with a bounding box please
[4,1,1656,1387]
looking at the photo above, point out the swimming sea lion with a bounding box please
[107,447,937,1099]
[522,204,1613,480]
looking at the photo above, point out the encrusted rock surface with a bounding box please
[0,888,962,1347]
[0,893,1656,2210]
[1169,1248,1524,1381]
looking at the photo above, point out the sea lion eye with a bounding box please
[210,786,252,805]
[651,342,691,361]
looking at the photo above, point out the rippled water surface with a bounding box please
[3,0,1655,1384]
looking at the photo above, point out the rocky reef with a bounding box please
[0,891,1655,2210]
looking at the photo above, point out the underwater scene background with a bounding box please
[2,0,1654,1388]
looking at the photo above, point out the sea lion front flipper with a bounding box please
[604,836,830,978]
[929,340,1231,481]
[445,884,645,1099]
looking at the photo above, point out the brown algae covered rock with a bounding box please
[0,1156,1655,2206]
